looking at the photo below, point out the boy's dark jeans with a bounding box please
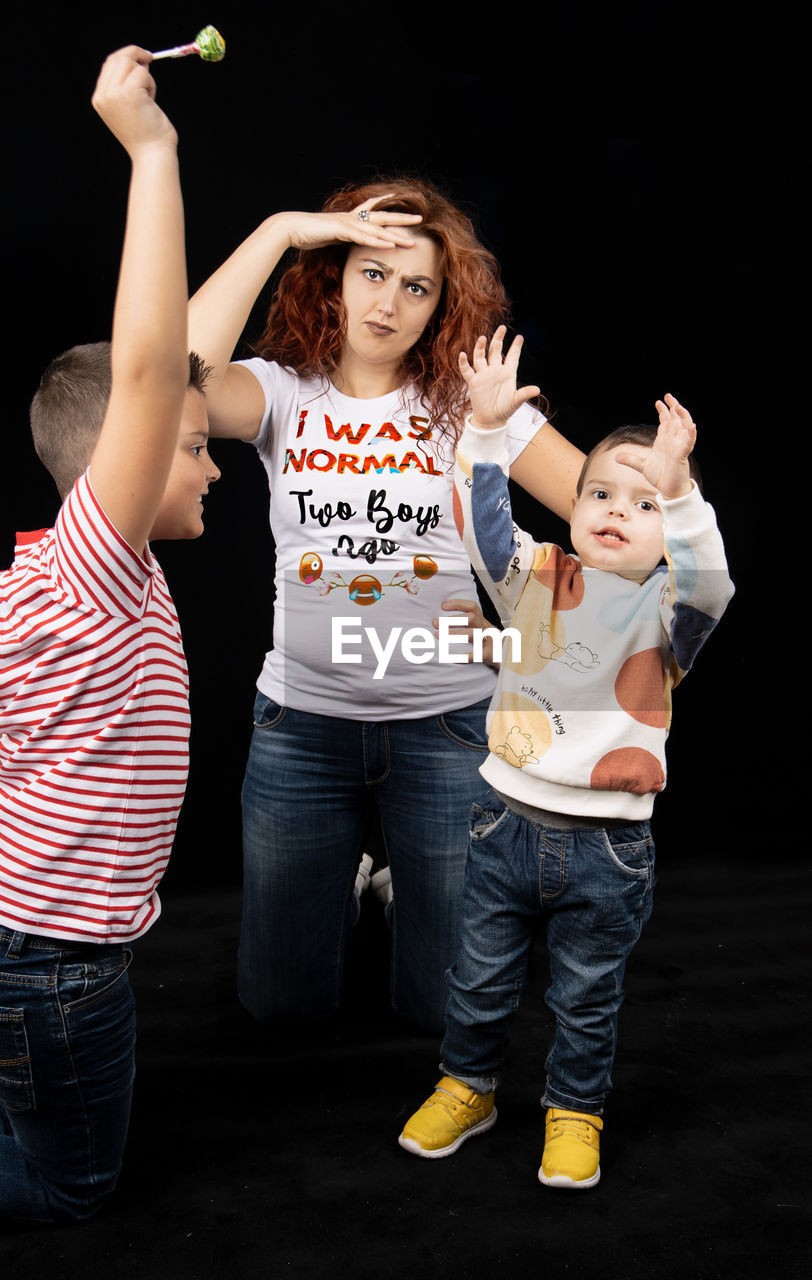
[0,930,135,1221]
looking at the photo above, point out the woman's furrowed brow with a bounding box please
[358,257,437,286]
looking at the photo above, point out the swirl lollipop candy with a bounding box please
[152,25,226,63]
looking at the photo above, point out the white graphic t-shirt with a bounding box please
[239,359,545,720]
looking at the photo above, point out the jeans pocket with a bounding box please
[436,698,489,752]
[252,693,286,731]
[61,949,134,1016]
[0,1007,36,1113]
[470,795,510,842]
[601,825,655,878]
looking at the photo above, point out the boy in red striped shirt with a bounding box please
[0,47,219,1221]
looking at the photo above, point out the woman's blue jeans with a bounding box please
[0,930,135,1222]
[238,693,492,1032]
[440,792,655,1113]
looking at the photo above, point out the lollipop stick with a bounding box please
[152,44,197,61]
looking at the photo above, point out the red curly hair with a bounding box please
[252,178,512,436]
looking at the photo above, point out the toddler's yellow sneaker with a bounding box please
[538,1108,603,1189]
[398,1077,496,1158]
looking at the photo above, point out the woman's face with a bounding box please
[339,233,444,377]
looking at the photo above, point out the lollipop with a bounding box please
[151,25,225,63]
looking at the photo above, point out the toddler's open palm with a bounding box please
[617,393,696,499]
[459,326,540,430]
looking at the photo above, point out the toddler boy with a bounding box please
[398,330,733,1188]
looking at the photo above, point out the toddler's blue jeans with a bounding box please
[0,930,135,1221]
[439,790,655,1113]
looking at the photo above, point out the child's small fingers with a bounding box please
[677,404,695,427]
[663,391,692,420]
[504,334,526,368]
[655,399,677,429]
[615,449,648,474]
[517,384,541,406]
[488,326,507,361]
[471,335,489,371]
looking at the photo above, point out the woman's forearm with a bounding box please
[509,423,585,522]
[187,214,299,439]
[188,213,294,383]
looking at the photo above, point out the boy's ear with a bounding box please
[570,496,578,520]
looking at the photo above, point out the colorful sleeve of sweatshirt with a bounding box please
[660,485,734,681]
[453,419,546,624]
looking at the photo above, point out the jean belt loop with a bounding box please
[6,931,27,958]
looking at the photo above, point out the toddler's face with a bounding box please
[570,445,664,582]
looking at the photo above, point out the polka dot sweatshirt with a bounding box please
[453,421,734,820]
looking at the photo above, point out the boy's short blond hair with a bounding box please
[30,342,211,499]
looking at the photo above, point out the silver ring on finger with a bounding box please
[357,209,370,222]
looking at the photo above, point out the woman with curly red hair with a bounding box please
[189,179,583,1032]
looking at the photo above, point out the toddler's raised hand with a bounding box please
[459,326,540,430]
[616,392,696,499]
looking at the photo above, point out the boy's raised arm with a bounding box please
[87,47,190,555]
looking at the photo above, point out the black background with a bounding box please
[4,3,799,886]
[2,8,808,1275]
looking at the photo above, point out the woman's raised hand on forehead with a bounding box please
[278,198,422,252]
[460,326,540,432]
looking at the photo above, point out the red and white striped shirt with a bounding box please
[0,471,190,942]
